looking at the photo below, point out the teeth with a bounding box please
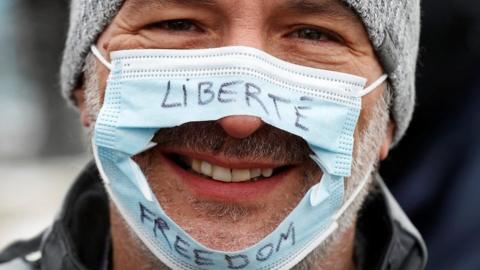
[200,161,213,176]
[189,159,274,182]
[261,168,273,177]
[192,160,201,172]
[212,165,232,182]
[250,168,261,178]
[232,169,251,182]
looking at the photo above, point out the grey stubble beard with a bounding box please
[83,53,391,269]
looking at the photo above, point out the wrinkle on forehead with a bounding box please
[124,0,216,9]
[123,0,357,20]
[281,0,356,19]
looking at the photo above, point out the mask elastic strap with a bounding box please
[91,45,113,70]
[358,74,388,97]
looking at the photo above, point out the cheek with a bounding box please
[354,109,368,141]
[354,86,385,140]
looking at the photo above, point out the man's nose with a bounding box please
[217,116,264,139]
[216,10,267,139]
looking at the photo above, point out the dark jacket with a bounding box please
[0,162,427,269]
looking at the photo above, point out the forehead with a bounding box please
[123,0,359,21]
[107,0,378,80]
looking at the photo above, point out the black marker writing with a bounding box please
[256,243,274,262]
[174,236,191,259]
[276,222,296,252]
[154,218,172,249]
[194,249,214,266]
[245,82,269,115]
[162,81,182,108]
[139,203,172,249]
[225,254,250,269]
[182,79,190,107]
[267,93,291,120]
[218,80,242,103]
[295,96,313,131]
[198,81,215,105]
[139,202,155,224]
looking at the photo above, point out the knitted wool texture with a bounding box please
[60,0,420,144]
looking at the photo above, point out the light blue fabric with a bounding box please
[92,46,377,269]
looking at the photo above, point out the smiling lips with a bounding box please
[159,151,295,201]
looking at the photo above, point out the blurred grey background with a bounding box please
[0,0,88,249]
[1,0,479,269]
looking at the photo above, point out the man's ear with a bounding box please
[73,87,90,128]
[379,119,395,160]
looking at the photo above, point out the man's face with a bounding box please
[84,0,389,254]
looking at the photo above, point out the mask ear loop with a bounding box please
[358,74,388,97]
[91,45,113,70]
[332,165,373,221]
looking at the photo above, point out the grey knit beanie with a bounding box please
[60,0,420,144]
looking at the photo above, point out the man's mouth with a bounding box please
[159,152,297,202]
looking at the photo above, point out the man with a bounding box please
[0,0,426,269]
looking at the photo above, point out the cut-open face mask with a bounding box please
[91,45,387,269]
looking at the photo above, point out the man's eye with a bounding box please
[292,27,338,42]
[149,19,199,32]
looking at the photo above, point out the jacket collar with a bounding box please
[41,161,110,270]
[353,174,428,270]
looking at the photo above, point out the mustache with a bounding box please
[152,121,312,164]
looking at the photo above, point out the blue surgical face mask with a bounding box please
[90,45,387,269]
